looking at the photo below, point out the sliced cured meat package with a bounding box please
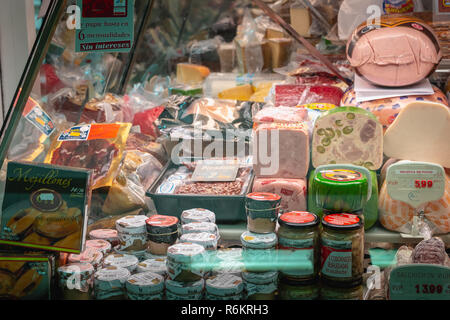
[274,84,344,107]
[312,107,384,171]
[253,122,309,179]
[81,93,134,124]
[341,86,448,132]
[45,123,131,189]
[252,178,307,212]
[253,106,308,124]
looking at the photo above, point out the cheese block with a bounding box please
[290,7,311,37]
[217,84,254,101]
[249,83,274,103]
[266,28,285,39]
[312,107,384,170]
[341,85,448,133]
[268,38,292,69]
[308,168,378,230]
[176,63,210,85]
[253,122,309,179]
[383,101,450,168]
[379,173,450,235]
[252,178,307,212]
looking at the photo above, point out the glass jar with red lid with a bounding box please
[277,211,320,282]
[320,213,364,284]
[245,192,281,234]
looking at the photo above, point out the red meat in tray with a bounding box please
[274,84,344,107]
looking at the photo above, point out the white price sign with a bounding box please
[386,161,445,208]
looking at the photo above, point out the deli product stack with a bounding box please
[0,0,448,301]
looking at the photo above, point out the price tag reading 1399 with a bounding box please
[386,161,446,208]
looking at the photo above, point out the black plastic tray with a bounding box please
[146,161,253,223]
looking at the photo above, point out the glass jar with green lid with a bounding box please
[320,278,363,300]
[277,211,319,281]
[278,277,320,300]
[320,213,364,284]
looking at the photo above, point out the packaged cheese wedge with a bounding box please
[176,63,210,85]
[379,173,450,235]
[383,101,450,168]
[312,107,384,170]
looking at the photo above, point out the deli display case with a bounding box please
[0,0,448,301]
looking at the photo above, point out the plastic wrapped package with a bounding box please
[253,105,309,124]
[346,15,442,87]
[45,123,131,189]
[188,37,222,72]
[125,132,167,165]
[272,84,344,107]
[48,85,91,125]
[40,63,66,96]
[234,8,265,74]
[81,93,134,124]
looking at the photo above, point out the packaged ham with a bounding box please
[252,178,307,212]
[253,106,308,124]
[273,84,344,107]
[48,85,90,124]
[45,123,131,189]
[341,85,448,132]
[379,173,450,235]
[346,15,442,87]
[312,106,384,170]
[383,101,450,168]
[81,94,134,124]
[253,122,309,179]
[125,132,167,165]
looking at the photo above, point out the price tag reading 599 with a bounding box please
[386,161,446,208]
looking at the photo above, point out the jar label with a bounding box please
[323,213,360,226]
[167,259,205,280]
[321,239,352,278]
[321,169,362,182]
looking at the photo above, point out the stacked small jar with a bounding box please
[241,193,280,300]
[114,215,149,260]
[277,211,320,300]
[164,208,217,300]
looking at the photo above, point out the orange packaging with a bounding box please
[45,123,131,189]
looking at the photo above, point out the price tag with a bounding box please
[386,161,445,208]
[389,264,450,300]
[191,159,239,182]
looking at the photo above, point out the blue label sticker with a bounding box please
[25,106,55,136]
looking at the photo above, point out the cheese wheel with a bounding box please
[310,168,368,213]
[312,106,384,170]
[383,101,450,168]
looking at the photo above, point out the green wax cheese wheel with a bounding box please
[312,168,368,212]
[308,169,378,230]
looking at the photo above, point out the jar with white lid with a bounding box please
[181,208,216,224]
[320,213,364,284]
[240,231,277,273]
[94,266,130,300]
[181,222,219,239]
[136,258,167,277]
[89,229,120,247]
[126,272,164,300]
[103,253,139,273]
[58,263,94,300]
[167,243,206,282]
[242,271,278,300]
[210,248,244,276]
[113,245,147,262]
[180,232,218,251]
[115,215,148,252]
[277,211,320,282]
[205,274,244,300]
[85,239,112,255]
[165,279,204,300]
[68,248,103,271]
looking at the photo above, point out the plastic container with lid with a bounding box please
[146,215,179,256]
[126,272,164,300]
[68,248,103,271]
[143,251,166,261]
[240,231,277,273]
[180,232,218,251]
[89,229,120,247]
[320,278,363,300]
[115,215,148,252]
[103,253,139,273]
[245,192,281,234]
[113,245,147,262]
[277,211,319,281]
[242,271,278,300]
[181,208,216,224]
[58,263,94,300]
[136,258,167,277]
[181,222,219,238]
[85,239,112,255]
[205,274,244,300]
[165,279,204,300]
[278,277,320,300]
[94,266,131,300]
[320,213,364,284]
[211,248,244,276]
[167,243,206,282]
